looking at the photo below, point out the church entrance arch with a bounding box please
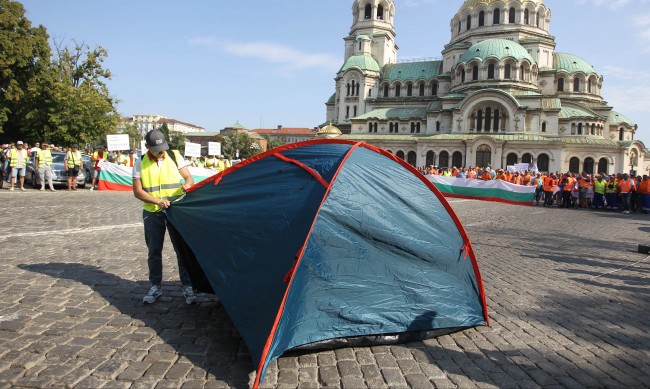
[476,145,492,167]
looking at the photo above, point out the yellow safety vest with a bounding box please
[140,150,184,213]
[605,181,617,194]
[37,149,53,167]
[593,180,606,195]
[10,148,28,168]
[66,150,82,168]
[215,160,226,173]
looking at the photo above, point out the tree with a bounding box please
[120,122,142,149]
[169,130,185,154]
[43,40,119,146]
[0,0,51,140]
[264,134,284,150]
[158,122,170,141]
[220,131,261,159]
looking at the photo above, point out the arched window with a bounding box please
[493,9,501,24]
[477,110,483,131]
[536,12,540,27]
[507,153,518,166]
[377,5,384,20]
[466,14,472,30]
[368,123,373,133]
[419,83,425,96]
[432,82,438,96]
[411,122,416,133]
[436,121,441,132]
[426,151,435,166]
[346,106,350,118]
[591,124,595,135]
[538,154,550,172]
[522,153,533,164]
[356,83,360,96]
[452,151,463,168]
[472,66,479,80]
[569,157,580,173]
[598,158,608,174]
[364,4,372,19]
[416,122,421,133]
[407,151,417,166]
[578,123,583,135]
[558,78,564,92]
[383,84,389,97]
[396,150,405,160]
[504,64,511,79]
[439,151,449,168]
[461,68,466,83]
[588,79,593,93]
[488,64,495,79]
[395,84,401,97]
[389,122,394,133]
[493,109,500,132]
[346,83,351,96]
[458,21,461,33]
[407,83,413,97]
[479,11,485,26]
[573,78,580,92]
[542,122,547,132]
[619,128,624,141]
[583,158,594,174]
[351,80,356,96]
[476,145,492,167]
[394,122,399,133]
[520,65,526,81]
[368,88,372,97]
[524,9,529,24]
[509,8,516,23]
[353,106,357,117]
[485,107,492,132]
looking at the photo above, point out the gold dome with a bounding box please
[317,124,342,138]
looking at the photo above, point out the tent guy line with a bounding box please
[589,255,649,281]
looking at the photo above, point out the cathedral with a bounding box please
[325,0,649,175]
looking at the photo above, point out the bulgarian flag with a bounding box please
[426,175,536,206]
[97,162,217,191]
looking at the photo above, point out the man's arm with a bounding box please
[133,178,171,209]
[179,166,194,191]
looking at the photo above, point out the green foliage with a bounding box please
[220,131,261,159]
[0,1,119,146]
[169,130,185,154]
[264,134,284,150]
[120,122,142,149]
[158,122,170,141]
[0,0,51,138]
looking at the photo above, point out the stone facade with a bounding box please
[326,0,649,175]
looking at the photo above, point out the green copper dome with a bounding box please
[339,54,381,73]
[609,111,634,126]
[553,53,598,75]
[458,39,534,64]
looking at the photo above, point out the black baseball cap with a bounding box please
[145,129,169,153]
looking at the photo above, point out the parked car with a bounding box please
[82,154,93,183]
[25,151,86,188]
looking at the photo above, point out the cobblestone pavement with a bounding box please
[0,187,648,388]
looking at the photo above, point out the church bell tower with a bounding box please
[345,0,398,67]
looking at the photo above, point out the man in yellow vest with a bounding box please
[35,142,55,192]
[64,144,83,191]
[132,129,197,305]
[9,141,29,191]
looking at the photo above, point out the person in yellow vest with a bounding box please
[215,155,226,173]
[132,129,197,305]
[205,155,217,170]
[35,142,55,192]
[592,175,606,209]
[64,144,83,191]
[118,151,129,166]
[605,175,618,210]
[9,141,29,191]
[225,156,232,169]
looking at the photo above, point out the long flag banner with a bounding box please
[426,175,536,206]
[97,162,216,191]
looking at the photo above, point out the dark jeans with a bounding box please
[606,193,618,209]
[621,193,632,212]
[544,191,554,206]
[143,210,191,287]
[562,191,572,208]
[593,193,604,208]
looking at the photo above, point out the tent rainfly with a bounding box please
[165,139,489,388]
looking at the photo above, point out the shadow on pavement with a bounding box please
[19,262,253,388]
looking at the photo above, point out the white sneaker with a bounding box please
[89,187,94,191]
[183,286,198,304]
[143,285,162,304]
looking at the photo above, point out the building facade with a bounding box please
[251,125,320,145]
[120,114,205,138]
[325,0,649,175]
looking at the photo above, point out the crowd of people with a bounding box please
[421,165,650,214]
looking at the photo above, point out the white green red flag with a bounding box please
[426,175,535,206]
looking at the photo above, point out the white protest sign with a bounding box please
[106,134,130,151]
[513,163,530,173]
[184,142,201,158]
[140,140,147,156]
[208,142,221,156]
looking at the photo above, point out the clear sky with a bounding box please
[19,0,650,146]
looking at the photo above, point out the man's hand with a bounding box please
[181,183,191,192]
[159,200,171,209]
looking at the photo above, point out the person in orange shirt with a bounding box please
[543,174,557,207]
[481,169,491,180]
[639,175,649,214]
[496,169,507,181]
[618,173,635,214]
[467,167,477,179]
[561,173,575,208]
[578,175,591,208]
[521,171,532,186]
